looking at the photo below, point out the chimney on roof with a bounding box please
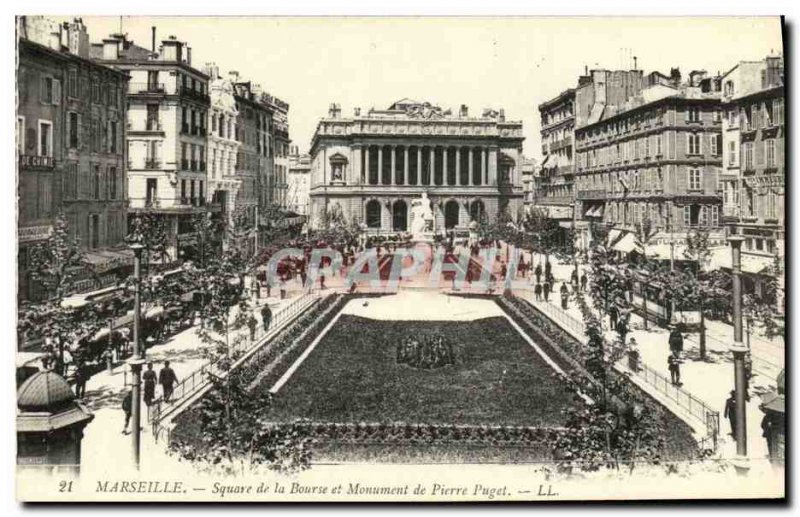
[228,70,240,82]
[102,38,120,60]
[670,67,681,87]
[160,37,181,61]
[633,56,638,70]
[460,104,468,118]
[498,109,505,122]
[151,26,156,52]
[354,107,361,116]
[329,103,341,119]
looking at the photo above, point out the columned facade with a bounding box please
[308,100,524,234]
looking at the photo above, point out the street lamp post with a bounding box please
[129,242,146,470]
[728,235,748,461]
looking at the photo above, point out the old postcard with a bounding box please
[14,15,785,502]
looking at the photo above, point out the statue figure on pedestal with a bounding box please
[410,192,435,241]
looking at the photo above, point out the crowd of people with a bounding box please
[396,334,455,370]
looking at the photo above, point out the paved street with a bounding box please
[518,250,780,467]
[78,288,302,474]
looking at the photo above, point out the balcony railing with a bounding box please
[199,161,207,172]
[144,159,161,170]
[577,189,606,200]
[145,119,162,131]
[129,82,166,94]
[181,124,190,135]
[19,154,55,170]
[190,160,198,172]
[180,86,210,104]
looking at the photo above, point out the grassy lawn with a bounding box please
[261,315,578,427]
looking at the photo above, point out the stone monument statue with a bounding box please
[410,192,435,241]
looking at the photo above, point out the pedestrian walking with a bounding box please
[534,283,542,301]
[73,361,88,398]
[580,272,587,292]
[248,313,258,342]
[121,389,132,434]
[616,309,630,344]
[542,281,551,302]
[761,413,775,458]
[725,390,737,438]
[608,304,619,330]
[159,361,178,403]
[669,326,684,355]
[544,260,552,281]
[279,277,287,299]
[560,282,569,310]
[571,269,579,287]
[535,263,542,285]
[265,275,273,298]
[261,304,273,332]
[668,352,681,386]
[143,362,156,407]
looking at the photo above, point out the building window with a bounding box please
[687,133,702,155]
[93,165,101,199]
[774,99,784,126]
[40,76,59,105]
[724,80,734,96]
[711,205,719,228]
[712,109,721,123]
[728,141,736,166]
[109,167,117,200]
[728,109,738,127]
[688,168,702,191]
[745,186,755,216]
[743,142,754,170]
[38,120,52,157]
[686,106,700,123]
[17,116,25,153]
[110,121,117,153]
[766,139,776,167]
[68,112,79,149]
[766,191,777,219]
[181,179,187,202]
[710,133,721,156]
[68,70,78,98]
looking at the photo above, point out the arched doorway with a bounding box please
[469,199,485,223]
[444,200,460,229]
[366,200,382,229]
[392,200,408,231]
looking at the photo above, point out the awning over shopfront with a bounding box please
[643,243,687,261]
[612,232,636,253]
[607,229,622,246]
[708,248,775,274]
[585,204,605,218]
[83,249,135,274]
[540,205,573,219]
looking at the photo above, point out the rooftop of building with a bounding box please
[537,88,576,111]
[322,99,522,124]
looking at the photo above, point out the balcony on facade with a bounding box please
[577,189,607,201]
[144,158,161,170]
[180,85,210,105]
[128,82,167,96]
[19,154,55,171]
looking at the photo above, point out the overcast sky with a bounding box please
[68,16,783,159]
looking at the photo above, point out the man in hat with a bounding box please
[668,352,681,386]
[121,389,133,434]
[159,361,178,403]
[724,390,737,438]
[669,325,684,355]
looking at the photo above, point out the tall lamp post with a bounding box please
[728,235,748,461]
[129,242,145,469]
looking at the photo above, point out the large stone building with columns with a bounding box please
[308,99,524,233]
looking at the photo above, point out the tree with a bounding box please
[681,229,729,359]
[27,213,90,300]
[632,217,658,330]
[21,214,103,373]
[169,371,313,474]
[743,254,785,344]
[128,210,170,273]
